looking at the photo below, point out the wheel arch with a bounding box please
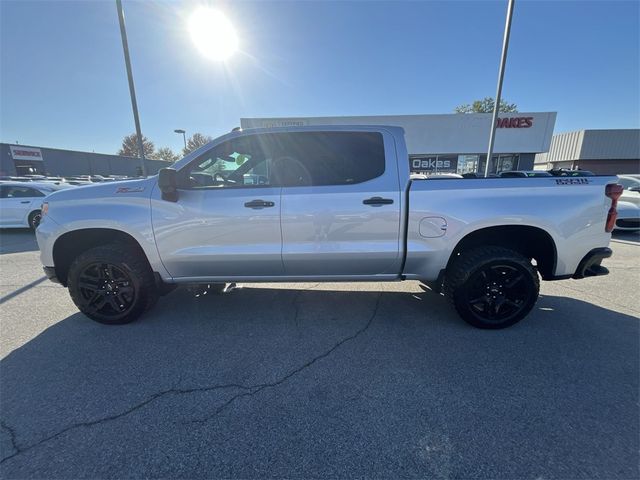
[53,228,150,286]
[446,225,558,280]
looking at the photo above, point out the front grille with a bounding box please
[616,218,640,228]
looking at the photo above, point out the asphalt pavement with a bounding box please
[0,229,638,479]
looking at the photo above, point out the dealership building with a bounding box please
[0,143,168,177]
[241,112,557,175]
[2,111,567,178]
[534,129,640,174]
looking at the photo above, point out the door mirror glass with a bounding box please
[158,168,178,201]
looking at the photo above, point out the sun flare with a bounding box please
[188,8,238,61]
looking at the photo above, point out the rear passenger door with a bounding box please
[275,130,402,277]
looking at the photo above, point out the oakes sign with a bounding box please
[411,157,458,172]
[496,116,533,128]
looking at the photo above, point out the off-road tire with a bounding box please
[67,244,158,325]
[444,246,539,329]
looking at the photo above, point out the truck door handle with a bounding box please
[20,201,30,204]
[244,199,275,209]
[363,197,394,206]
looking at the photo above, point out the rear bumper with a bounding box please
[572,247,612,279]
[43,266,61,284]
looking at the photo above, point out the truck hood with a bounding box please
[45,177,156,203]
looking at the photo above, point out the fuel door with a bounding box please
[419,216,447,238]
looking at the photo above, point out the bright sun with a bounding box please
[188,8,238,61]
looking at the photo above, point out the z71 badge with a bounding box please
[555,178,591,185]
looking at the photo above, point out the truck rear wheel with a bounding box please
[67,244,158,325]
[444,246,539,329]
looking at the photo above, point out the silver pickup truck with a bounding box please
[36,126,623,328]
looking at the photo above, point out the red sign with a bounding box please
[496,117,533,128]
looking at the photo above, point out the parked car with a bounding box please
[499,170,552,178]
[37,126,621,329]
[617,175,640,207]
[548,168,595,177]
[614,200,640,231]
[0,182,71,229]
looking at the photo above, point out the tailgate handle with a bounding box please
[363,197,394,206]
[244,199,275,209]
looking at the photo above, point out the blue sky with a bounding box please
[1,0,638,155]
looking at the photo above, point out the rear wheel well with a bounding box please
[447,225,557,280]
[53,229,148,286]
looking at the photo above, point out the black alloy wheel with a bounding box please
[463,263,533,324]
[67,244,158,324]
[76,262,136,318]
[445,246,539,329]
[29,210,42,230]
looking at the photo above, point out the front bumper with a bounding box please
[572,247,612,279]
[43,266,61,284]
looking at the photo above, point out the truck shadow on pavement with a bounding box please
[0,229,38,255]
[1,286,639,478]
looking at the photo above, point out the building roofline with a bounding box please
[0,142,140,159]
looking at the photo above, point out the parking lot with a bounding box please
[0,229,638,478]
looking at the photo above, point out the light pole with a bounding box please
[174,129,187,150]
[115,0,147,177]
[484,0,515,177]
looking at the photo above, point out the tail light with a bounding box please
[605,184,623,232]
[41,202,49,216]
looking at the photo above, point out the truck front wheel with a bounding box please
[444,246,539,329]
[67,244,158,325]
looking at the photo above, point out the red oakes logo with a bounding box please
[496,117,533,128]
[13,149,42,158]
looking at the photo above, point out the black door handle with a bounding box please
[244,199,275,209]
[20,200,30,204]
[363,196,394,206]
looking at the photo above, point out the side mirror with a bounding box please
[158,168,178,202]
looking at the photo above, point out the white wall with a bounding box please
[241,112,557,155]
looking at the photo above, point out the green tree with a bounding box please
[183,132,213,156]
[117,133,155,158]
[454,97,518,114]
[151,146,180,162]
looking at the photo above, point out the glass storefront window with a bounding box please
[413,153,520,175]
[457,155,479,174]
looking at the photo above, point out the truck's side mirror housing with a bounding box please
[158,168,178,202]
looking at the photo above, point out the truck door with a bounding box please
[276,130,402,277]
[151,134,283,279]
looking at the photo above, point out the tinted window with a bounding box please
[4,186,45,198]
[268,131,385,187]
[619,177,640,189]
[183,135,273,189]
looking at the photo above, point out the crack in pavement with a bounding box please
[1,421,19,455]
[0,382,251,464]
[189,292,382,424]
[290,284,321,327]
[0,293,382,465]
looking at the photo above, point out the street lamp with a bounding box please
[115,0,147,177]
[484,0,515,177]
[174,129,187,149]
